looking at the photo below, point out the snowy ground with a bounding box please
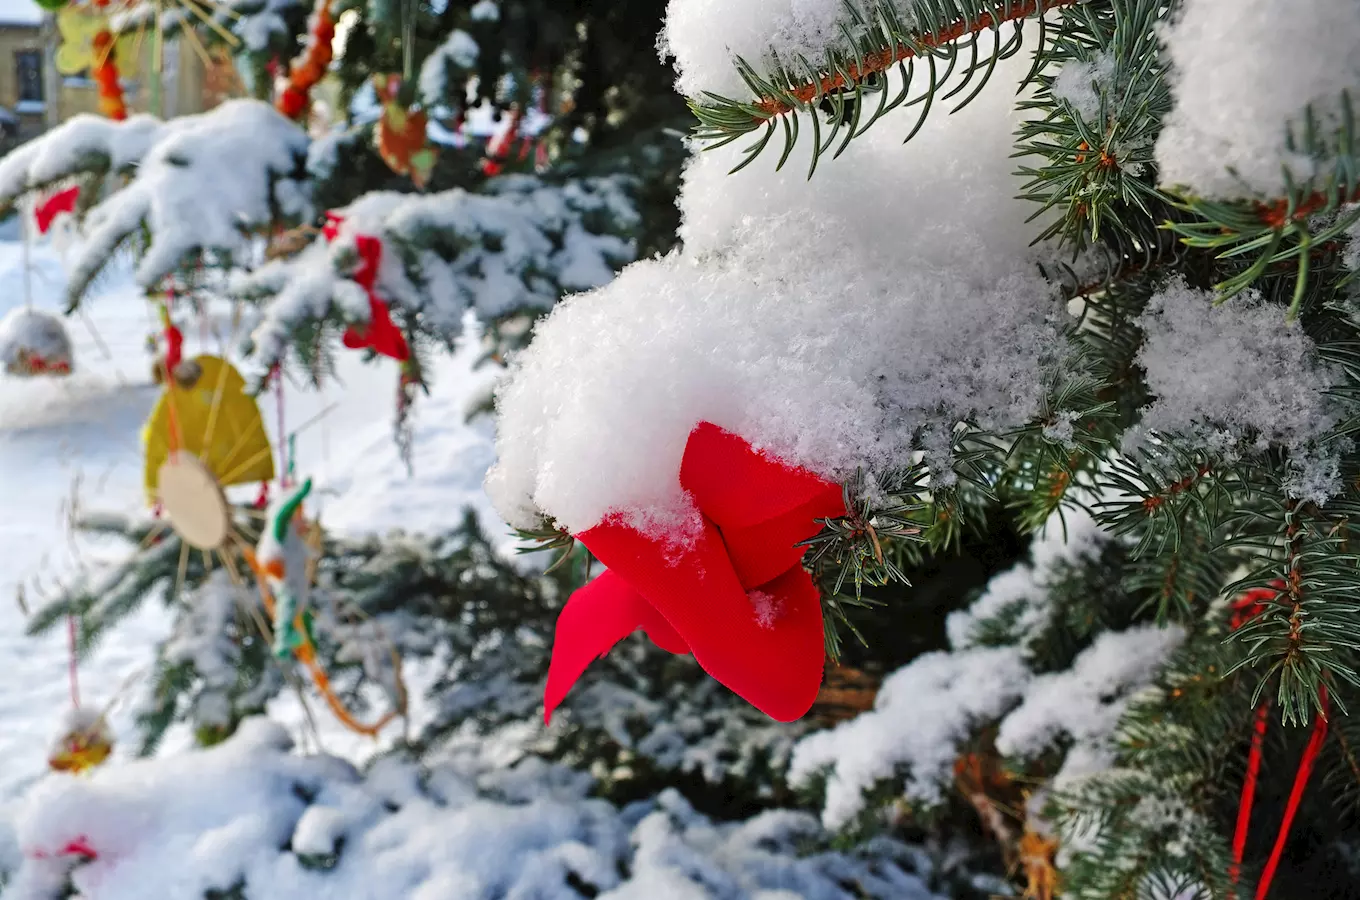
[0,235,510,797]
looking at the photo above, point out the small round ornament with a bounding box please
[157,451,231,550]
[0,307,74,377]
[48,706,113,774]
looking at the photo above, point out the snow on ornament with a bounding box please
[0,307,74,377]
[47,706,113,774]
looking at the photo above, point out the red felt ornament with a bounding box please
[480,107,522,176]
[34,186,79,234]
[545,422,845,723]
[322,214,409,362]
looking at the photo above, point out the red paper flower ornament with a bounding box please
[545,422,846,723]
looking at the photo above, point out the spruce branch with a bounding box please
[1166,91,1360,318]
[690,0,1081,176]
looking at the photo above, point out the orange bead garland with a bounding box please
[276,0,334,121]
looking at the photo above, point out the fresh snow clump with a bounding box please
[1134,279,1342,502]
[487,53,1068,534]
[1155,0,1360,198]
[789,646,1032,827]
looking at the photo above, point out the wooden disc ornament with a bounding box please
[0,307,74,377]
[157,451,231,550]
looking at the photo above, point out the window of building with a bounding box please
[15,49,43,107]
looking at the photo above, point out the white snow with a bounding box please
[1133,278,1342,502]
[1050,52,1115,121]
[1154,0,1360,199]
[240,176,637,375]
[946,506,1106,653]
[0,115,165,206]
[994,623,1185,768]
[789,507,1182,828]
[788,646,1031,827]
[74,100,311,296]
[487,52,1067,535]
[419,29,479,106]
[0,718,946,899]
[660,0,914,100]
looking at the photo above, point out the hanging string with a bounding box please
[1257,689,1329,900]
[273,364,289,488]
[66,611,80,708]
[21,196,32,310]
[401,0,415,83]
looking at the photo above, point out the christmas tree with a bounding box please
[7,0,1360,898]
[485,0,1360,897]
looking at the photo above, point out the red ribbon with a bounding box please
[545,422,845,723]
[1229,583,1330,900]
[322,213,409,362]
[34,186,79,235]
[28,835,99,861]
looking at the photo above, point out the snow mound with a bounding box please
[1155,0,1360,199]
[487,52,1068,535]
[0,718,947,900]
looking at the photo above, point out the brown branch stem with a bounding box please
[751,0,1081,119]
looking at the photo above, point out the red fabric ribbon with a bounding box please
[1229,582,1329,900]
[322,213,409,362]
[545,422,846,723]
[164,320,183,374]
[34,186,79,235]
[28,835,98,861]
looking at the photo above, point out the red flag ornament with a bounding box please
[34,186,80,235]
[322,213,410,362]
[545,422,846,723]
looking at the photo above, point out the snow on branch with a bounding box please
[237,175,638,375]
[0,114,166,212]
[788,510,1181,830]
[670,0,1079,172]
[66,100,311,309]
